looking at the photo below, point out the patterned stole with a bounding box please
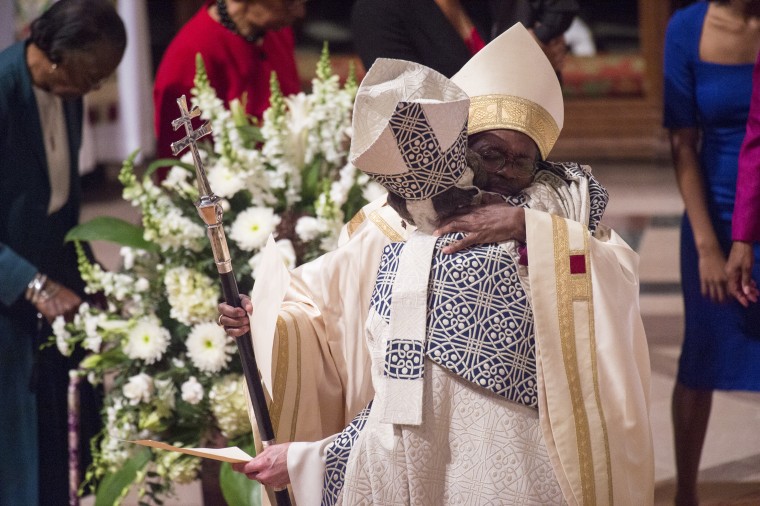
[379,231,438,425]
[425,236,537,408]
[374,232,539,426]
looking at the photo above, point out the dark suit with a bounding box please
[350,0,578,77]
[0,41,99,506]
[494,0,579,43]
[351,0,496,78]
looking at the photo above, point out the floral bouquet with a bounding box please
[54,47,381,505]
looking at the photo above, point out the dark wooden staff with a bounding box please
[171,95,291,506]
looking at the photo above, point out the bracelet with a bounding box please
[25,272,54,305]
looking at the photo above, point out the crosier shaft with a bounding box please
[173,94,291,505]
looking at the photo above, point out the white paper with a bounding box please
[250,234,291,396]
[129,440,252,463]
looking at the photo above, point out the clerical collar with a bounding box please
[215,0,264,43]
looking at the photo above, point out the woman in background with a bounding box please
[350,0,576,78]
[0,1,126,503]
[153,0,303,160]
[663,1,760,504]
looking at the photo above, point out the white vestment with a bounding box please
[248,163,654,506]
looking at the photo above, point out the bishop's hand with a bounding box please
[434,203,526,254]
[217,294,253,337]
[232,442,291,489]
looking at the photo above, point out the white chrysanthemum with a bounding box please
[207,161,246,198]
[122,373,154,405]
[209,375,250,439]
[164,267,220,326]
[180,376,204,405]
[185,322,236,374]
[229,207,280,251]
[295,216,324,242]
[52,316,72,356]
[123,316,170,364]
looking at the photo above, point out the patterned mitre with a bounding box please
[349,58,471,201]
[451,23,564,159]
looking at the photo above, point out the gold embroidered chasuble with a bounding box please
[525,209,654,505]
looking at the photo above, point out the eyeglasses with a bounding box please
[475,149,536,177]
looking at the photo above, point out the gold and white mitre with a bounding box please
[451,22,564,159]
[349,58,471,201]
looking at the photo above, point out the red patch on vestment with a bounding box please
[569,254,586,274]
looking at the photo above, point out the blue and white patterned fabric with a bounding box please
[370,102,468,201]
[371,236,538,408]
[426,235,537,406]
[534,161,609,234]
[384,339,425,380]
[321,402,373,506]
[368,161,609,408]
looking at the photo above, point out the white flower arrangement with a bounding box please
[54,46,369,504]
[180,376,204,405]
[123,316,170,365]
[185,322,236,374]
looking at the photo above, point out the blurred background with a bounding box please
[2,1,759,504]
[1,0,678,171]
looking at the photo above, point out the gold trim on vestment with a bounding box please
[581,230,614,506]
[288,311,303,442]
[347,209,367,238]
[369,211,405,242]
[468,94,560,159]
[270,316,288,436]
[271,313,302,442]
[551,214,596,504]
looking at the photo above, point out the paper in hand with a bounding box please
[250,234,291,396]
[129,440,253,463]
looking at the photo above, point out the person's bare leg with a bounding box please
[672,381,713,506]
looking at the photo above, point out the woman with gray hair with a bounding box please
[0,1,125,503]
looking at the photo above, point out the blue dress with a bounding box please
[664,1,760,391]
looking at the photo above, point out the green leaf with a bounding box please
[219,446,261,506]
[94,447,151,506]
[144,158,195,180]
[80,347,128,371]
[65,216,157,252]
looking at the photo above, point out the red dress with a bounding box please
[153,2,300,158]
